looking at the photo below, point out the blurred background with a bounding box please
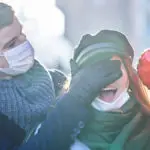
[1,0,150,73]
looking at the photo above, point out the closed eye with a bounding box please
[7,41,16,49]
[3,38,17,50]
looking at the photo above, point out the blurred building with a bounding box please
[1,0,150,69]
[1,0,73,73]
[56,0,150,66]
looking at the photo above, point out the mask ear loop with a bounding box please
[0,51,11,69]
[0,51,9,65]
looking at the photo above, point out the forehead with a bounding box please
[0,16,22,46]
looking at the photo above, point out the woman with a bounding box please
[71,30,150,150]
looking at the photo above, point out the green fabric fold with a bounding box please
[78,96,147,150]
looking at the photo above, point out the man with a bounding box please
[70,30,150,150]
[0,3,55,149]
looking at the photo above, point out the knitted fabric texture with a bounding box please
[0,60,55,133]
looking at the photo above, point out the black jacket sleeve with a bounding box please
[18,94,92,150]
[0,113,25,150]
[19,60,122,150]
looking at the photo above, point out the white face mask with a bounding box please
[0,41,34,76]
[91,89,129,111]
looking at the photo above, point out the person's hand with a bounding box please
[69,60,122,104]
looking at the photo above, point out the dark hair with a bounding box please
[49,69,67,97]
[0,3,13,29]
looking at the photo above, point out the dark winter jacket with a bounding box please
[18,94,91,150]
[0,60,55,150]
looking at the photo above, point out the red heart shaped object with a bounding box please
[138,49,150,88]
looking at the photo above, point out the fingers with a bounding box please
[105,70,122,84]
[91,60,122,88]
[104,60,122,77]
[104,60,122,79]
[70,59,122,91]
[100,60,121,71]
[91,60,122,77]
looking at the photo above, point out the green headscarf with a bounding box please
[78,96,150,150]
